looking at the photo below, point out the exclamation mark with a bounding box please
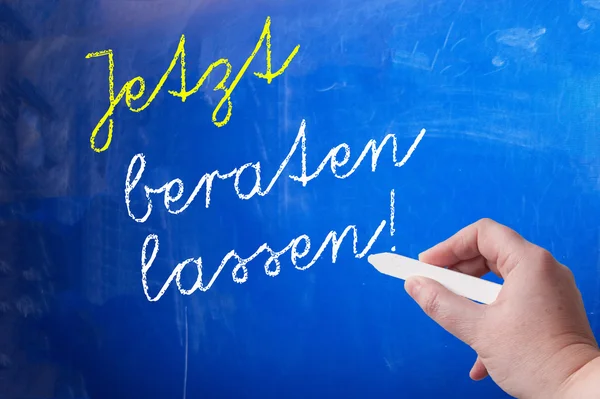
[390,189,396,252]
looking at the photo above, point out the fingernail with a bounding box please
[405,277,423,298]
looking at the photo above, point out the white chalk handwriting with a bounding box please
[128,120,426,300]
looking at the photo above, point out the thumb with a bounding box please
[405,276,484,346]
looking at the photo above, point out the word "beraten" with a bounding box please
[124,120,426,223]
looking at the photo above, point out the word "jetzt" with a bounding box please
[86,16,299,153]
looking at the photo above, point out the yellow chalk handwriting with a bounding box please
[86,16,300,153]
[85,50,117,153]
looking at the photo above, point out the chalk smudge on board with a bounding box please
[583,0,600,10]
[578,18,592,30]
[495,27,546,52]
[391,42,439,72]
[491,56,505,67]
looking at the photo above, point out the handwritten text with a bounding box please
[86,16,300,153]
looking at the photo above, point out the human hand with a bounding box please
[405,218,600,399]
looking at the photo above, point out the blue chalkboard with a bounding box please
[1,0,599,398]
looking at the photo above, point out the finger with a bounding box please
[419,218,534,279]
[405,276,484,346]
[449,256,489,278]
[469,356,489,381]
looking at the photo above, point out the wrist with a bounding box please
[557,347,600,398]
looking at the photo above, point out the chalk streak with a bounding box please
[396,128,426,167]
[451,38,466,52]
[443,22,454,49]
[430,49,440,71]
[390,189,395,237]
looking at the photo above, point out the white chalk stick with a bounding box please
[368,252,502,304]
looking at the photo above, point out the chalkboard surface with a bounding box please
[1,1,599,398]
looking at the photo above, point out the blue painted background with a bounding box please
[1,0,599,398]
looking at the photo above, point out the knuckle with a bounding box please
[478,218,523,244]
[528,247,558,273]
[421,289,442,318]
[532,246,555,265]
[504,227,523,242]
[477,218,495,229]
[458,233,471,254]
[559,263,576,281]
